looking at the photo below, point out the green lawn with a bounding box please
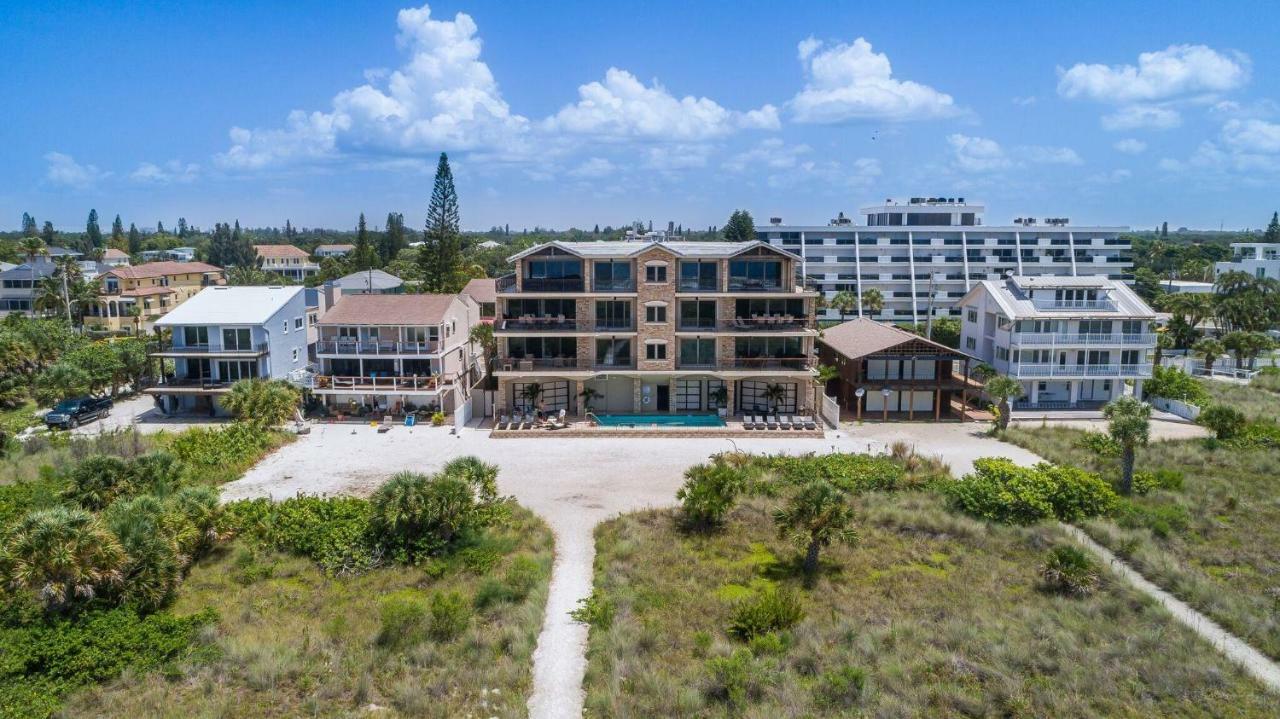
[1196,376,1280,420]
[63,505,553,718]
[581,491,1273,717]
[1004,426,1280,660]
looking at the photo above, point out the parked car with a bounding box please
[45,396,113,430]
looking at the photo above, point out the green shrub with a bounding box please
[427,591,471,641]
[727,586,804,641]
[941,458,1118,525]
[814,665,867,710]
[1197,405,1247,440]
[1074,431,1120,457]
[377,591,427,648]
[1115,501,1191,539]
[103,496,183,612]
[0,604,215,717]
[166,423,274,481]
[704,649,770,708]
[1132,469,1184,495]
[1038,545,1100,596]
[63,455,133,510]
[753,453,903,494]
[430,411,446,426]
[1145,365,1209,405]
[370,472,489,562]
[677,462,745,529]
[230,546,276,585]
[126,451,189,498]
[1226,420,1280,449]
[473,556,541,609]
[1,506,126,611]
[570,590,615,630]
[225,496,378,575]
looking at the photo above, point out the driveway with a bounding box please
[71,394,227,436]
[219,416,1189,719]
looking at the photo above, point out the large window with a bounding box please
[738,380,797,414]
[595,301,633,330]
[183,326,209,347]
[506,336,575,358]
[678,300,717,330]
[676,379,703,411]
[221,328,251,351]
[734,336,804,358]
[593,261,633,291]
[679,338,716,367]
[505,298,576,318]
[523,257,583,291]
[678,261,718,291]
[734,298,804,318]
[513,380,568,412]
[595,339,632,367]
[728,260,782,290]
[217,360,258,382]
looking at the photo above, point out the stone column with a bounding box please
[495,378,508,414]
[725,380,736,416]
[574,379,586,415]
[633,378,642,413]
[668,377,677,413]
[1068,380,1080,407]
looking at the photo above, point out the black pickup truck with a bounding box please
[44,396,113,430]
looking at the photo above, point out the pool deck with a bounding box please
[488,415,824,439]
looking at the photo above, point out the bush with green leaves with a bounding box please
[1197,405,1247,440]
[1038,545,1100,596]
[1074,431,1120,458]
[752,453,904,494]
[814,665,867,710]
[0,603,215,717]
[0,506,126,611]
[102,496,183,612]
[1114,501,1191,539]
[1227,420,1280,449]
[677,462,746,529]
[221,378,301,428]
[1132,468,1184,495]
[474,556,542,609]
[370,470,493,562]
[1144,365,1209,406]
[225,496,377,575]
[703,648,772,709]
[570,590,615,630]
[427,590,471,641]
[941,458,1118,525]
[166,422,275,479]
[62,455,133,510]
[377,590,427,648]
[727,585,804,641]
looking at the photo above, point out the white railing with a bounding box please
[1011,332,1155,345]
[1030,298,1116,311]
[316,340,440,355]
[312,374,451,392]
[1011,363,1152,378]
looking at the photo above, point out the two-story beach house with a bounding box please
[957,275,1156,409]
[87,261,225,333]
[493,239,820,422]
[254,244,319,280]
[312,293,481,415]
[147,286,309,415]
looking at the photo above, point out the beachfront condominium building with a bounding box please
[311,293,482,415]
[86,261,225,333]
[493,239,820,417]
[956,275,1156,409]
[1215,242,1280,281]
[147,286,308,415]
[760,197,1132,324]
[254,244,320,280]
[0,247,110,316]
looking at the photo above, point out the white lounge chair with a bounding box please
[743,415,756,429]
[778,415,793,430]
[802,415,817,430]
[752,415,763,429]
[496,414,509,430]
[766,415,779,430]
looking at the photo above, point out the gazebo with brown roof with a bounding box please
[817,318,981,422]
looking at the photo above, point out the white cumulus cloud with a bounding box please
[543,68,778,141]
[948,135,1083,172]
[1057,44,1249,104]
[790,37,956,122]
[44,152,110,188]
[1113,138,1148,154]
[723,138,812,173]
[130,160,200,184]
[1221,118,1280,153]
[1100,104,1181,131]
[216,3,529,169]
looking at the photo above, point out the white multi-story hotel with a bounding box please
[1215,242,1280,281]
[759,197,1132,323]
[956,275,1156,410]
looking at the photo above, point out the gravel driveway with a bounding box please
[219,417,1194,718]
[70,394,225,436]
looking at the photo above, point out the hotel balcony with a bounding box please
[495,317,635,332]
[678,357,815,371]
[1030,298,1117,311]
[498,357,636,371]
[1010,363,1153,378]
[315,340,441,355]
[1011,332,1155,346]
[151,343,268,358]
[676,317,816,332]
[310,374,451,393]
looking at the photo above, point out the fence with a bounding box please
[820,393,841,428]
[1150,396,1201,421]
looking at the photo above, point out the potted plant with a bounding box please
[764,383,787,415]
[578,386,602,414]
[520,382,543,414]
[709,385,729,417]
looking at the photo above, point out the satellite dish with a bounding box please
[854,387,865,398]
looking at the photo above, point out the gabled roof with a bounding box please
[105,261,222,280]
[156,286,304,326]
[253,244,311,259]
[316,244,355,252]
[103,248,129,259]
[954,275,1157,320]
[506,239,801,263]
[319,293,460,326]
[332,269,404,291]
[461,277,496,304]
[819,318,971,360]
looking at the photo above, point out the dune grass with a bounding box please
[581,490,1273,717]
[1196,376,1280,420]
[1004,425,1280,661]
[61,504,554,718]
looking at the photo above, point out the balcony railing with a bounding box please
[496,274,517,292]
[1011,332,1155,346]
[592,278,636,292]
[677,278,720,292]
[499,357,635,371]
[727,357,815,371]
[316,340,440,355]
[1030,298,1117,311]
[496,317,635,332]
[676,317,816,332]
[155,342,268,355]
[516,278,585,293]
[1010,363,1153,378]
[727,280,785,292]
[152,377,235,390]
[312,375,449,392]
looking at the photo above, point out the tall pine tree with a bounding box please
[156,220,166,235]
[379,212,405,263]
[207,223,232,267]
[21,213,37,238]
[352,213,378,270]
[231,220,256,267]
[177,217,189,238]
[110,214,126,249]
[127,223,142,255]
[40,221,55,245]
[418,153,462,293]
[1264,211,1280,243]
[85,209,103,248]
[722,210,756,243]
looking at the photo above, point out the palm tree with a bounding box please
[1103,396,1150,495]
[773,479,857,577]
[578,386,602,413]
[1153,333,1174,368]
[519,382,543,413]
[1192,337,1226,375]
[1,506,126,612]
[440,455,500,504]
[984,374,1023,431]
[103,495,182,612]
[829,290,857,321]
[764,383,787,414]
[860,288,884,319]
[222,378,302,427]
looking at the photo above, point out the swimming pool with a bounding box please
[593,413,726,428]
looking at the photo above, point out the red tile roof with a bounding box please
[253,244,311,259]
[461,278,496,304]
[105,261,222,280]
[319,294,460,326]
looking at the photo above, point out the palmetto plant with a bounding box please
[519,382,543,411]
[1,506,126,611]
[983,374,1024,431]
[1103,396,1150,496]
[578,386,602,412]
[829,290,857,321]
[103,495,183,612]
[440,456,500,505]
[222,378,302,427]
[859,288,884,318]
[773,479,858,577]
[1192,337,1226,373]
[764,383,787,414]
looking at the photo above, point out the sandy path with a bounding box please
[222,418,1161,717]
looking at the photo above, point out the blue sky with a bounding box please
[4,0,1279,233]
